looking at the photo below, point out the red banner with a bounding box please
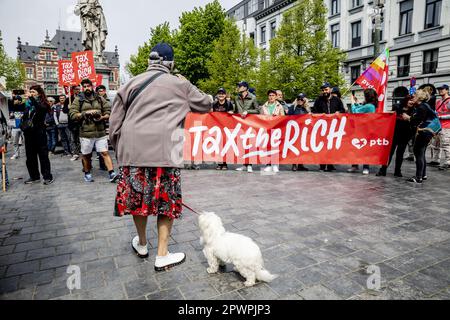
[58,60,76,86]
[184,113,396,165]
[72,51,97,83]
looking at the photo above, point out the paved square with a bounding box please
[1,150,449,300]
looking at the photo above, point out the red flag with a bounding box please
[355,49,390,113]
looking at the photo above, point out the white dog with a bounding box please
[198,212,277,287]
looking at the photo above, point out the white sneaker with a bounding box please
[347,167,359,173]
[70,155,79,161]
[362,169,370,175]
[247,165,253,173]
[263,165,272,172]
[272,165,279,173]
[132,236,149,258]
[236,166,246,171]
[154,252,186,271]
[10,154,19,160]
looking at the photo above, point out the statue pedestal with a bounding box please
[95,61,110,89]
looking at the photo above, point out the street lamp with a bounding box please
[373,0,385,57]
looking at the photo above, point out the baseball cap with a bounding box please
[149,43,174,61]
[320,82,331,89]
[237,81,249,89]
[217,88,226,94]
[331,86,340,94]
[297,93,306,100]
[437,84,449,90]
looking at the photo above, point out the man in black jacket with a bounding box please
[66,85,81,161]
[313,82,346,172]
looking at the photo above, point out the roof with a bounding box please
[17,29,120,67]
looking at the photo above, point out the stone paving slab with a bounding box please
[0,146,449,300]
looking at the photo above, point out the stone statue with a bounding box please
[74,0,108,62]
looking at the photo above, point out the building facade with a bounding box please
[227,0,450,108]
[17,29,120,96]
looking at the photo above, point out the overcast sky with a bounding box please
[0,0,239,81]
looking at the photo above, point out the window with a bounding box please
[234,6,244,20]
[351,66,361,83]
[399,0,413,35]
[423,49,439,74]
[270,21,276,39]
[45,52,52,61]
[425,0,441,29]
[26,68,34,79]
[331,23,340,48]
[109,72,115,82]
[43,67,56,80]
[248,0,258,14]
[351,21,361,48]
[351,0,362,8]
[397,54,410,77]
[331,0,340,15]
[261,26,266,43]
[45,84,57,95]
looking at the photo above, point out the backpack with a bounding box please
[418,103,442,136]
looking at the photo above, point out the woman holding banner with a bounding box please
[348,89,377,175]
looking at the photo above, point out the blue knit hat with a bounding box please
[150,43,174,61]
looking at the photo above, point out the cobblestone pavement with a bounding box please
[0,147,449,300]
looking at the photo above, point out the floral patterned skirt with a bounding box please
[114,167,182,219]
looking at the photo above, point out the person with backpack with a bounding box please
[69,78,119,183]
[404,89,442,183]
[109,43,212,271]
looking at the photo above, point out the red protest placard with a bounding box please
[184,113,396,165]
[58,60,76,86]
[72,51,97,83]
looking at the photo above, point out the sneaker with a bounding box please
[236,166,246,171]
[109,171,120,183]
[216,165,222,170]
[43,178,54,185]
[272,165,279,173]
[84,173,94,183]
[347,167,359,173]
[70,155,79,161]
[192,164,200,170]
[292,165,298,172]
[24,178,40,185]
[132,236,149,258]
[221,164,228,171]
[263,165,272,173]
[10,154,19,160]
[247,166,253,173]
[362,169,370,175]
[154,252,186,271]
[422,176,428,181]
[438,165,449,171]
[407,177,423,184]
[427,161,440,166]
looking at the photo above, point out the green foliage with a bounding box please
[257,0,346,101]
[126,22,174,76]
[198,19,258,95]
[174,0,227,85]
[0,38,25,90]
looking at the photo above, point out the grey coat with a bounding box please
[109,64,212,168]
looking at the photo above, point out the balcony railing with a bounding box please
[397,66,410,77]
[423,61,438,74]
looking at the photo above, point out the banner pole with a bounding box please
[341,81,358,97]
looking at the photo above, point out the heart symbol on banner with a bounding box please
[352,138,368,150]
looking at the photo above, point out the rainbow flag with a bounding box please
[355,48,390,113]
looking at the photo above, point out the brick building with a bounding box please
[17,29,120,96]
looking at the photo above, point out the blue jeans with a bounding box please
[57,124,72,154]
[46,127,57,152]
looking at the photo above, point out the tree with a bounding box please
[0,33,25,90]
[199,19,258,95]
[174,0,227,85]
[126,22,174,77]
[260,0,346,101]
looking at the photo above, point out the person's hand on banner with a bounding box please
[241,111,248,119]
